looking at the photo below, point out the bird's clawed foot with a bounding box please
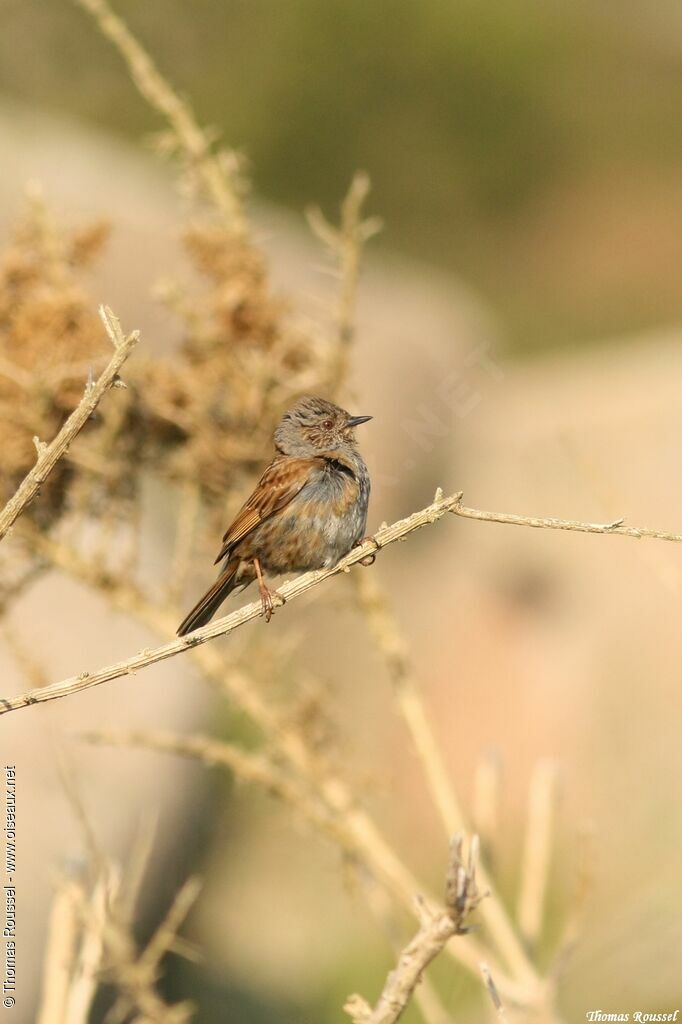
[355,535,379,567]
[260,586,286,622]
[260,585,274,622]
[253,558,284,623]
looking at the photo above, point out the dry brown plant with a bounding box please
[0,195,132,528]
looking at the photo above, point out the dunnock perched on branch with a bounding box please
[177,396,372,635]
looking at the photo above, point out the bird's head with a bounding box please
[274,396,372,457]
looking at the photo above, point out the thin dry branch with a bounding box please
[349,871,456,1024]
[22,524,533,1003]
[136,877,203,983]
[36,775,196,1024]
[62,877,109,1024]
[11,524,504,991]
[9,481,675,1013]
[4,488,682,717]
[345,837,483,1024]
[472,753,501,863]
[81,729,338,845]
[481,964,508,1021]
[307,171,381,390]
[0,306,138,543]
[36,880,82,1024]
[352,567,538,990]
[82,728,504,995]
[310,172,516,1014]
[84,868,197,1024]
[72,0,244,232]
[0,489,462,714]
[451,501,682,544]
[310,173,545,998]
[350,490,682,992]
[516,760,557,948]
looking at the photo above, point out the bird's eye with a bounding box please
[323,419,334,429]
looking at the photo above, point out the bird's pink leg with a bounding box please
[253,557,275,622]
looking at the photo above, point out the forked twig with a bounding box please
[345,836,483,1024]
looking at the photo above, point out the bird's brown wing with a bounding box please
[213,456,321,565]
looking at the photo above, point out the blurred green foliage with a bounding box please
[2,0,681,350]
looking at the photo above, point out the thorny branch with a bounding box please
[0,306,138,544]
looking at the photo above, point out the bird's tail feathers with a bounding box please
[177,560,240,636]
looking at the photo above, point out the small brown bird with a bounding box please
[177,395,372,636]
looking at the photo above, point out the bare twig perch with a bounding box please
[452,501,682,544]
[0,490,462,714]
[345,836,483,1024]
[0,306,138,544]
[3,488,682,716]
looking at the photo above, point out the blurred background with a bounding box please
[1,1,681,1022]
[3,0,682,352]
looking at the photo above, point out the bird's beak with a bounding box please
[346,414,373,428]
